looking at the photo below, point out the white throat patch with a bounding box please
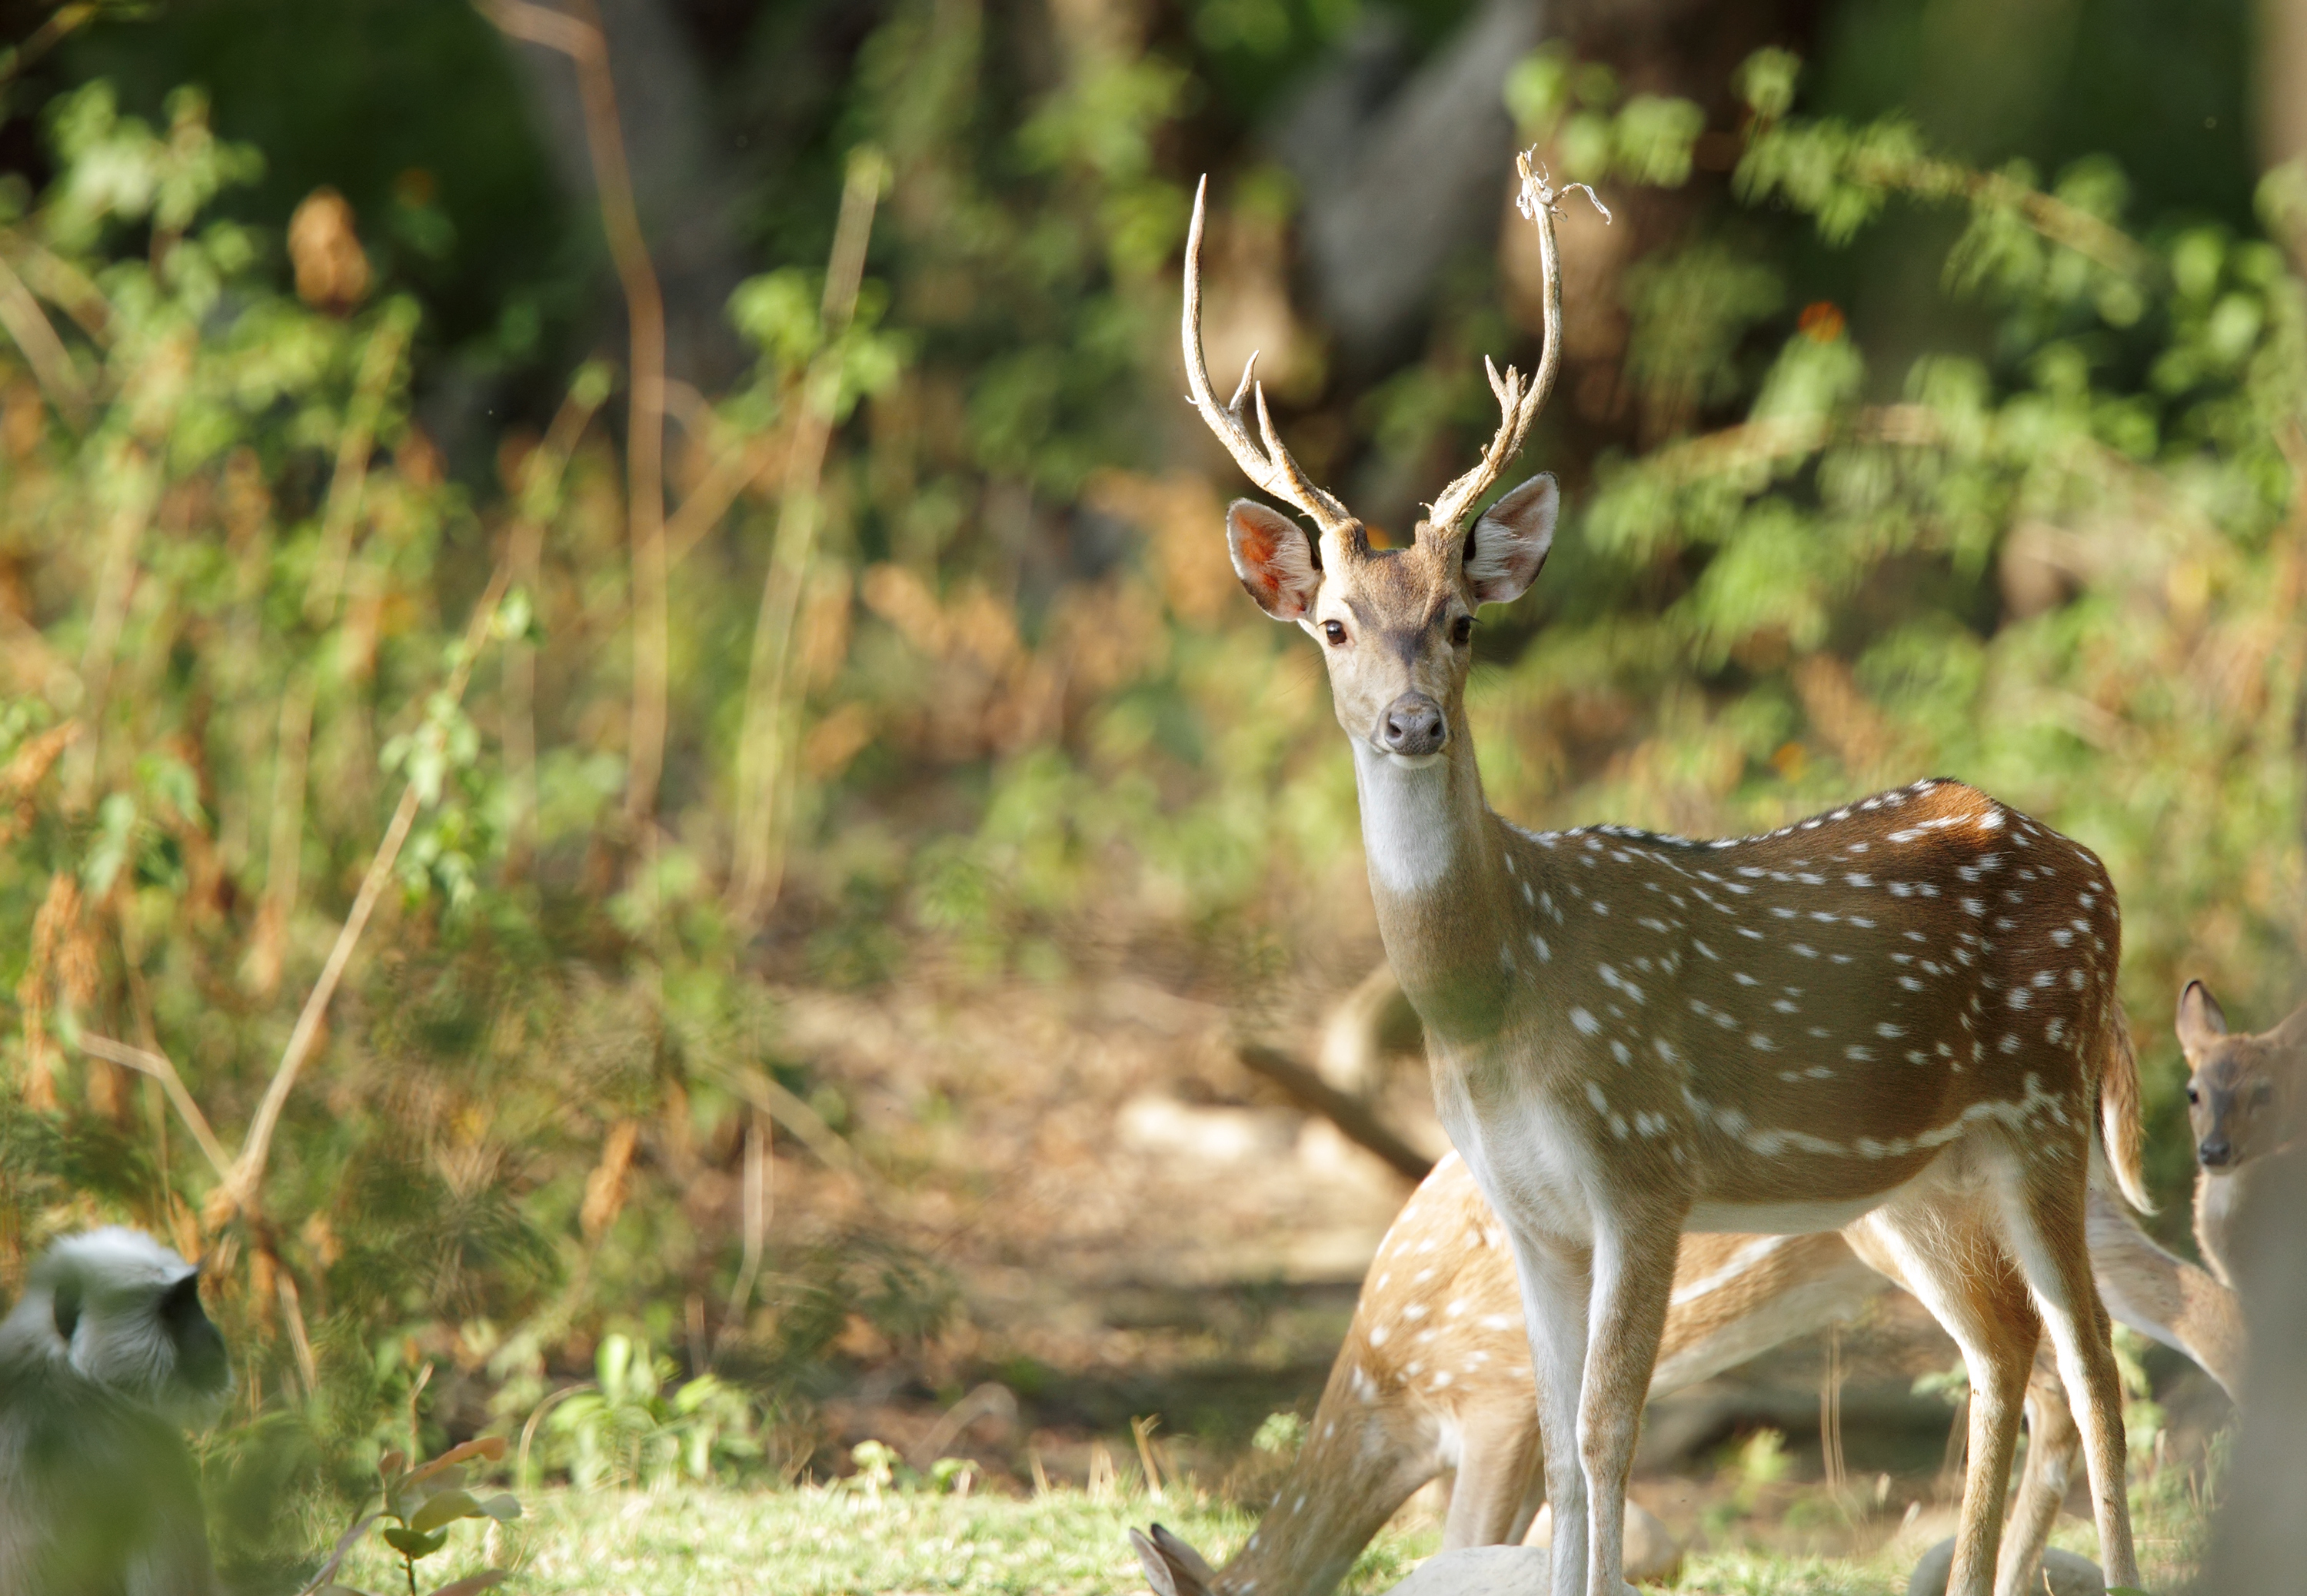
[1353,742,1456,896]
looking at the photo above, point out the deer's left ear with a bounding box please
[1463,472,1556,607]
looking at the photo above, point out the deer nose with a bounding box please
[1377,693,1447,757]
[2199,1136,2233,1168]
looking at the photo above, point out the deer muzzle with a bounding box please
[1377,693,1448,760]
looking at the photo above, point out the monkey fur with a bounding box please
[0,1227,232,1596]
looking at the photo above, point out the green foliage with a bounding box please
[309,1436,522,1596]
[1506,44,1705,189]
[1250,1409,1307,1458]
[538,1335,766,1490]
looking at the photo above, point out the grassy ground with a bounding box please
[319,1470,2211,1596]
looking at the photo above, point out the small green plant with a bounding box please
[541,1335,764,1488]
[1912,1358,1970,1408]
[301,1436,521,1596]
[1703,1426,1795,1540]
[1251,1411,1307,1459]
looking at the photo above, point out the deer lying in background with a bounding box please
[1180,151,2146,1596]
[1136,1152,2242,1596]
[2177,979,2307,1301]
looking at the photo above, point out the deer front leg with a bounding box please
[1506,1227,1593,1596]
[1577,1210,1679,1596]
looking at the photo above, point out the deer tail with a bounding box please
[2098,1012,2153,1214]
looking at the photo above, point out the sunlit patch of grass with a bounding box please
[315,1472,2211,1595]
[1671,1550,1900,1595]
[323,1483,1442,1596]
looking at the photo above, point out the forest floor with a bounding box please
[516,951,2229,1594]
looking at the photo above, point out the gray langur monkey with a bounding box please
[0,1226,233,1595]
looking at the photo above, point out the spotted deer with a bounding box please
[1175,154,2149,1596]
[1134,1152,2242,1596]
[2176,980,2307,1300]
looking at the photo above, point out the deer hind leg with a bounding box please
[1847,1205,2037,1596]
[1506,1227,1593,1596]
[1994,1346,2079,1596]
[1576,1208,1680,1596]
[1441,1404,1545,1551]
[1997,1155,2141,1591]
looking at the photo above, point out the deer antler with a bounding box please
[1180,177,1359,544]
[1424,152,1610,538]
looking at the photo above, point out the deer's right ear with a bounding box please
[1227,500,1323,620]
[2176,979,2229,1055]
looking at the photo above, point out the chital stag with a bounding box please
[2176,980,2306,1299]
[1134,1152,2242,1596]
[1177,154,2150,1596]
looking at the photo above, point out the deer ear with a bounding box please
[1129,1528,1185,1596]
[2176,980,2229,1055]
[1149,1525,1219,1586]
[1463,472,1556,607]
[1227,500,1323,621]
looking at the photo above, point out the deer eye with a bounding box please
[1323,620,1347,646]
[2186,1083,2200,1106]
[1451,615,1474,646]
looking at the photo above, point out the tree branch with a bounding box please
[480,0,669,866]
[74,1033,234,1182]
[1234,1042,1434,1182]
[212,561,514,1226]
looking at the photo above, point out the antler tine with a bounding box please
[1228,351,1260,412]
[1425,151,1606,539]
[1181,177,1353,532]
[1251,378,1348,527]
[1483,354,1513,408]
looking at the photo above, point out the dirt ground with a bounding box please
[747,960,2232,1556]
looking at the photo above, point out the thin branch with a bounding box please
[0,231,115,344]
[0,4,98,90]
[250,304,419,986]
[305,301,417,624]
[1234,1042,1433,1182]
[503,370,613,867]
[721,1107,771,1333]
[292,1513,384,1596]
[664,426,784,568]
[0,251,89,424]
[75,1033,233,1182]
[481,0,670,864]
[213,562,514,1225]
[690,1056,870,1187]
[64,444,162,807]
[276,1265,319,1396]
[728,148,884,929]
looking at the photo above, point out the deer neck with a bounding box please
[1350,733,1516,1036]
